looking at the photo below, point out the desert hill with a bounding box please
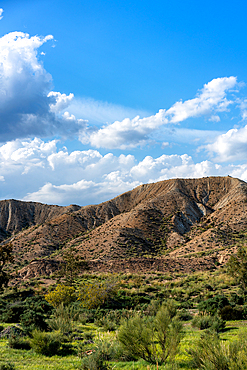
[1,176,247,279]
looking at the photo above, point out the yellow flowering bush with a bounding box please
[78,278,118,309]
[44,284,76,308]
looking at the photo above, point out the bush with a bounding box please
[1,295,53,326]
[1,302,24,323]
[198,295,229,316]
[229,293,244,306]
[95,317,116,332]
[94,310,128,331]
[219,305,243,321]
[45,284,76,308]
[78,278,119,309]
[118,303,183,365]
[188,331,229,369]
[20,296,53,334]
[78,279,118,309]
[30,330,62,356]
[20,310,48,334]
[80,339,118,370]
[80,351,111,370]
[192,314,225,333]
[47,303,79,335]
[8,335,31,350]
[188,331,247,370]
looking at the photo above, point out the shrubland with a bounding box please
[0,260,247,369]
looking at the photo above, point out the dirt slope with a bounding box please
[1,176,247,277]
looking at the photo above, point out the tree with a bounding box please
[227,247,247,292]
[0,243,14,290]
[57,246,88,286]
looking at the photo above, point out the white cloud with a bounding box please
[23,149,244,206]
[205,125,247,162]
[129,154,222,183]
[23,176,140,206]
[81,77,237,149]
[209,115,220,122]
[48,91,74,113]
[0,8,3,20]
[81,109,167,149]
[161,142,169,148]
[165,77,237,123]
[0,32,86,141]
[2,137,247,205]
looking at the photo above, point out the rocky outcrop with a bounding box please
[0,199,81,240]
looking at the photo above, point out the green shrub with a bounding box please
[79,309,95,324]
[8,335,31,350]
[95,317,116,332]
[219,305,243,320]
[30,330,62,356]
[80,351,111,370]
[192,314,225,333]
[94,310,128,331]
[188,331,247,370]
[47,303,79,335]
[80,339,119,370]
[20,310,48,334]
[229,293,244,305]
[1,296,53,326]
[78,278,119,309]
[1,302,24,323]
[198,295,229,316]
[188,331,229,369]
[118,303,183,365]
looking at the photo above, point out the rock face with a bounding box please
[0,199,81,240]
[1,176,247,277]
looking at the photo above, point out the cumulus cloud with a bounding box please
[24,149,246,206]
[82,77,237,149]
[1,137,247,206]
[165,77,237,123]
[0,138,137,203]
[23,177,140,206]
[0,32,86,141]
[129,154,222,182]
[0,9,3,20]
[81,109,167,149]
[48,91,74,113]
[205,125,247,162]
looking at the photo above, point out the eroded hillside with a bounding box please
[1,176,247,279]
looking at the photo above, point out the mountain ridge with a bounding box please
[1,176,247,280]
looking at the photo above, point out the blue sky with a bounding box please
[1,0,247,205]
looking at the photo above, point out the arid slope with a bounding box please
[1,176,247,277]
